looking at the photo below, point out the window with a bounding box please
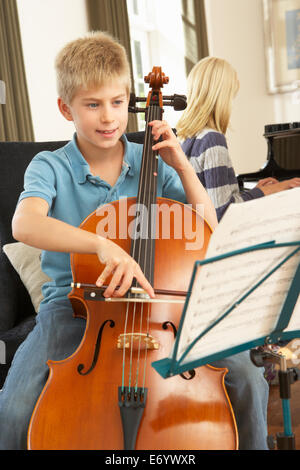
[127,0,187,130]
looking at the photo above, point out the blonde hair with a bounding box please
[176,57,239,140]
[55,31,131,104]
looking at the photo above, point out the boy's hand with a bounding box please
[149,120,189,173]
[95,237,155,299]
[148,120,218,230]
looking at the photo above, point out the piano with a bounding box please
[237,122,300,189]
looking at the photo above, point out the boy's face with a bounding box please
[59,80,129,157]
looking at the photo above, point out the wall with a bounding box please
[16,0,89,141]
[205,0,300,174]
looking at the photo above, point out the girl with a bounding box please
[176,57,300,221]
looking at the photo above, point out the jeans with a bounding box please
[211,354,269,450]
[0,299,269,450]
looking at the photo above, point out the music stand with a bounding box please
[152,188,300,449]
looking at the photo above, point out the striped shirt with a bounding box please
[181,127,264,221]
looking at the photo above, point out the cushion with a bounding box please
[3,242,51,313]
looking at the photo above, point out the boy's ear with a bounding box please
[57,98,73,121]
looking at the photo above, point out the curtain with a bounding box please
[181,0,209,75]
[0,0,34,141]
[85,0,138,132]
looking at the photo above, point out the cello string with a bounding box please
[121,107,148,390]
[137,105,154,392]
[132,103,153,274]
[125,103,154,392]
[148,104,160,295]
[142,302,151,392]
[137,102,157,286]
[121,301,130,393]
[121,115,152,391]
[127,301,137,392]
[134,104,154,390]
[138,103,160,391]
[132,103,156,391]
[124,96,161,393]
[134,302,144,393]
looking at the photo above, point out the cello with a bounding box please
[28,67,238,450]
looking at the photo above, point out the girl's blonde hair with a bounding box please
[176,57,239,140]
[55,31,131,104]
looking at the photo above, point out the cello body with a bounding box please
[28,197,238,450]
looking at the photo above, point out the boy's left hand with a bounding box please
[149,120,189,173]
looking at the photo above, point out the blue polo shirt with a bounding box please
[18,133,187,307]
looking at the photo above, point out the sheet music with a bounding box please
[176,188,300,366]
[284,294,300,333]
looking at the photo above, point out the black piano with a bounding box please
[237,122,300,189]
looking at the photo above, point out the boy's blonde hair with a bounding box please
[176,57,239,140]
[55,31,131,104]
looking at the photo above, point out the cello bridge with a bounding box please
[117,333,159,350]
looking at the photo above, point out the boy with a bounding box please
[0,32,267,450]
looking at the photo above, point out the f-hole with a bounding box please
[77,319,115,375]
[162,321,196,380]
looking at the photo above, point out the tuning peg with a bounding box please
[163,94,187,111]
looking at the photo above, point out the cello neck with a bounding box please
[129,68,166,286]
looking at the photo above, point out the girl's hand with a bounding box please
[256,177,279,188]
[259,177,300,195]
